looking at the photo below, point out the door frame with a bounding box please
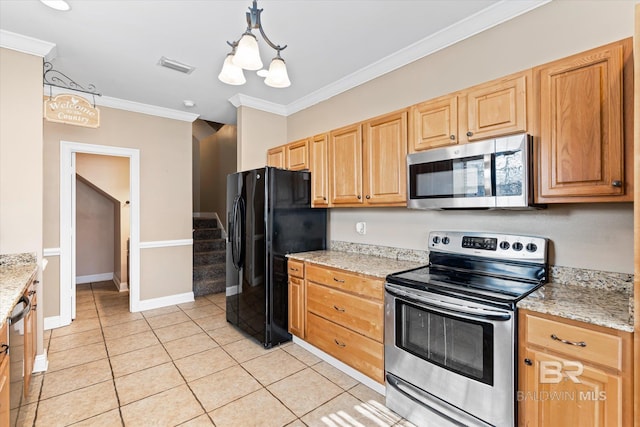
[60,141,141,326]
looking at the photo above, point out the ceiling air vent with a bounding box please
[158,56,195,74]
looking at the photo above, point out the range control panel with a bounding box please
[429,231,547,263]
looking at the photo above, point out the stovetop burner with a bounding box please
[386,231,549,305]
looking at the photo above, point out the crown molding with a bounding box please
[232,0,551,117]
[228,93,288,116]
[0,29,57,59]
[44,86,199,122]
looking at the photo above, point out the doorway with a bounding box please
[60,141,141,327]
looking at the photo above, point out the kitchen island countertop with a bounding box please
[287,250,423,279]
[0,253,38,329]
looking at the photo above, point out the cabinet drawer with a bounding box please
[306,313,384,384]
[287,259,304,278]
[306,264,383,301]
[307,282,383,342]
[524,313,622,370]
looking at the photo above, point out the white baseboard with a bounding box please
[33,350,48,373]
[133,291,194,313]
[76,272,114,284]
[113,274,128,292]
[291,336,386,396]
[44,315,69,330]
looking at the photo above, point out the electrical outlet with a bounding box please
[355,222,366,235]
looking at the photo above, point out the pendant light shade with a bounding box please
[232,33,263,71]
[264,57,291,88]
[220,0,290,87]
[218,54,246,85]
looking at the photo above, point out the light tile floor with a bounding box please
[11,281,415,426]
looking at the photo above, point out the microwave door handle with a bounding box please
[483,153,493,197]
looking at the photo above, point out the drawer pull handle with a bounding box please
[333,305,345,313]
[334,339,346,348]
[550,334,586,347]
[28,290,36,296]
[289,268,299,272]
[0,344,8,355]
[333,277,345,283]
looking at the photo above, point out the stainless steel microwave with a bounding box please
[407,133,539,209]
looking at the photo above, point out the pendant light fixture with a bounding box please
[218,0,290,88]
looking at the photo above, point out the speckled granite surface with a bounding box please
[330,241,429,263]
[287,250,423,279]
[0,253,38,328]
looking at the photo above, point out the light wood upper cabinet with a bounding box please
[518,310,633,427]
[329,123,363,205]
[410,71,530,152]
[535,38,632,202]
[286,138,309,171]
[410,95,459,151]
[310,133,329,207]
[363,110,408,205]
[267,146,285,168]
[464,71,530,142]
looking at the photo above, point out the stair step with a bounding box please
[193,218,218,229]
[193,250,225,266]
[193,278,226,297]
[193,263,226,281]
[194,239,226,252]
[193,228,222,240]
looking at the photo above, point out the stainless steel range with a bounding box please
[385,231,548,427]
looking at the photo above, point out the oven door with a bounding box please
[384,283,515,427]
[407,139,495,209]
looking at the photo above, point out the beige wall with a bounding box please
[279,0,635,273]
[76,177,115,277]
[0,48,43,258]
[199,124,237,223]
[43,106,193,317]
[237,106,286,171]
[76,153,130,285]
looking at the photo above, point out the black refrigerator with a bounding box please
[226,167,327,348]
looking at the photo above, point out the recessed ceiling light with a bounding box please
[40,0,71,11]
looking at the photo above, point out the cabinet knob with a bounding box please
[365,195,370,199]
[357,195,361,200]
[323,197,327,201]
[524,358,532,366]
[449,135,455,140]
[466,131,473,137]
[611,180,622,188]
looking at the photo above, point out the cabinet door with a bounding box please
[329,124,363,205]
[288,277,304,338]
[286,139,309,171]
[267,146,285,168]
[520,348,622,427]
[410,95,458,151]
[464,71,529,141]
[23,288,36,397]
[0,324,8,427]
[536,41,626,200]
[310,133,329,207]
[363,110,408,206]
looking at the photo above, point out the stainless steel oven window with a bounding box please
[395,299,494,385]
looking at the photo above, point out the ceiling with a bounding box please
[0,0,548,124]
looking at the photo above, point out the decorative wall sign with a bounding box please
[44,94,100,128]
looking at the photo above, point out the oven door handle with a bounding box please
[385,283,512,321]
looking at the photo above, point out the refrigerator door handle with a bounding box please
[231,196,245,269]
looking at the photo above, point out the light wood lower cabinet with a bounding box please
[518,310,633,427]
[287,260,385,384]
[0,323,9,427]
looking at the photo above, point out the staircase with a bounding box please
[193,216,226,297]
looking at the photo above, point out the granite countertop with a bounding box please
[287,250,424,279]
[0,253,38,329]
[519,282,634,333]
